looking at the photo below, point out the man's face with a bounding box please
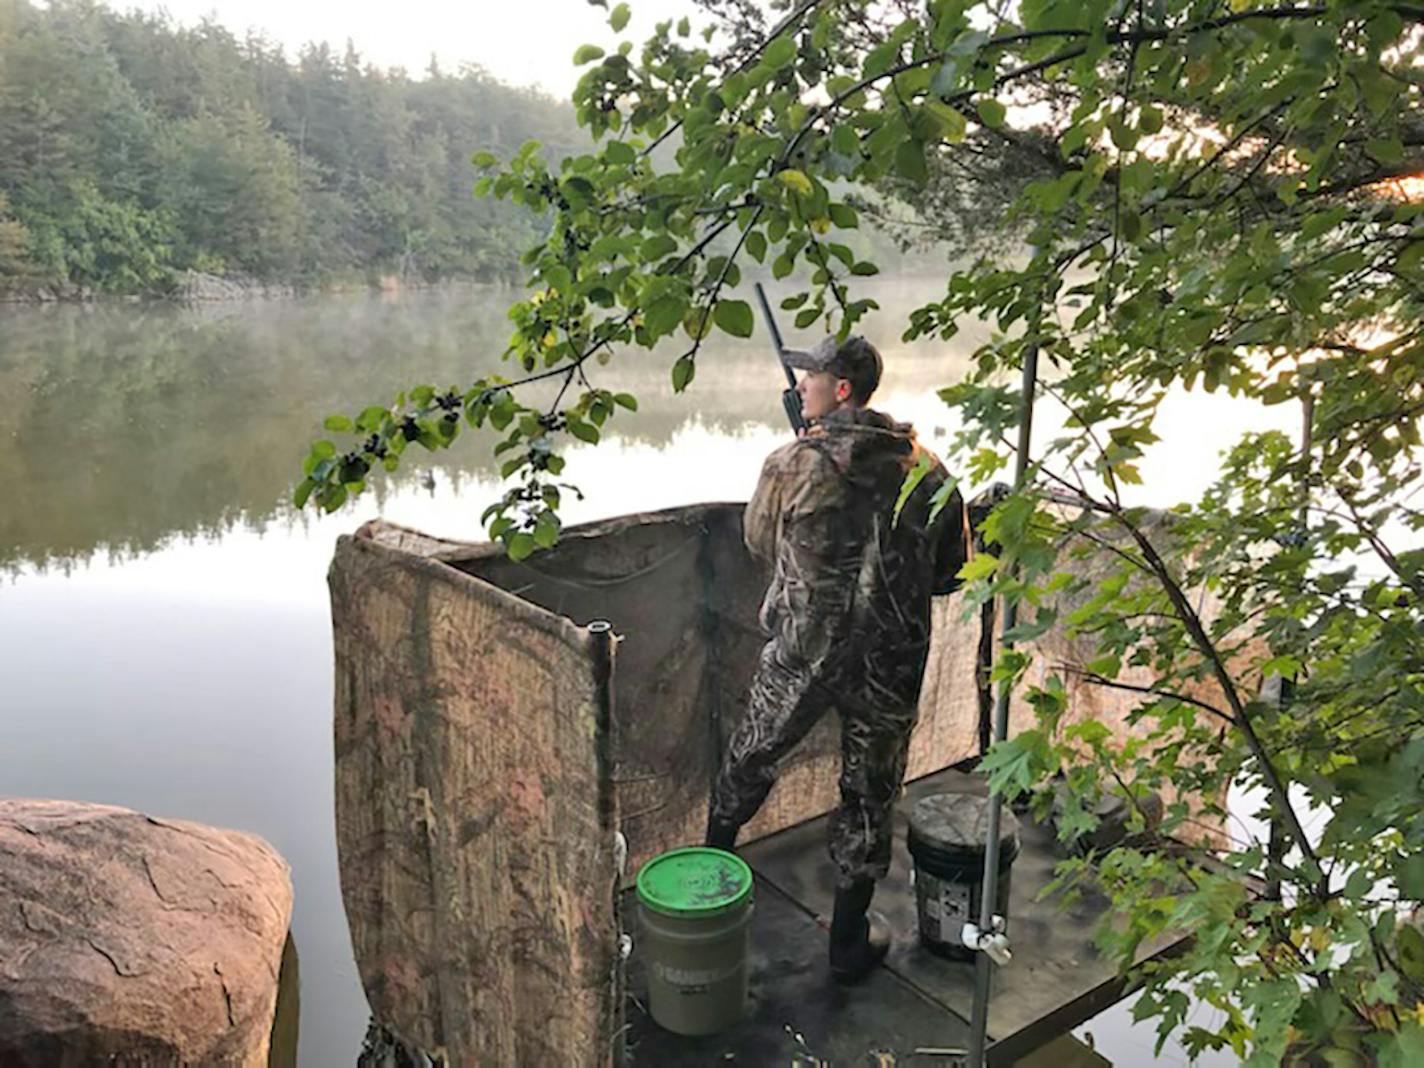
[797,369,850,421]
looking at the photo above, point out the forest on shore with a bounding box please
[0,0,587,297]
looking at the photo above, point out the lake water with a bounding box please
[0,281,1254,1065]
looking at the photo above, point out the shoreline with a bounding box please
[0,271,523,307]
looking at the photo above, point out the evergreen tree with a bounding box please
[0,0,587,294]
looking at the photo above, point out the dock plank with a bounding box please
[626,876,970,1066]
[740,768,1185,1065]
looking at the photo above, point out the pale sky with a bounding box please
[124,0,705,98]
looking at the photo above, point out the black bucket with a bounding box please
[907,792,1021,960]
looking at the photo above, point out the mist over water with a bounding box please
[0,280,985,571]
[0,280,1241,1065]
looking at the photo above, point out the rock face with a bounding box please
[0,800,293,1067]
[174,271,295,302]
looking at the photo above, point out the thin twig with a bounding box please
[1062,665,1237,725]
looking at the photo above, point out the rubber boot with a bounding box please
[705,814,739,852]
[829,878,890,984]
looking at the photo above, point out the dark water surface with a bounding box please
[0,283,1243,1065]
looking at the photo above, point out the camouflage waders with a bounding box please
[709,407,966,887]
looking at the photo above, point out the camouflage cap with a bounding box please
[784,335,883,396]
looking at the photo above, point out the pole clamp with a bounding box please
[960,915,1012,966]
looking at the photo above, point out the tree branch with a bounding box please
[1061,665,1237,726]
[1109,506,1327,885]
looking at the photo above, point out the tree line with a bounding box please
[0,0,587,296]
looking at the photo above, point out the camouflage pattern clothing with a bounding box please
[710,407,967,887]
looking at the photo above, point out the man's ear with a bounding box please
[836,379,852,402]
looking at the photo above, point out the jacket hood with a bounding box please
[807,407,923,488]
[813,407,914,455]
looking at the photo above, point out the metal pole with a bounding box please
[966,340,1039,1068]
[588,620,625,1067]
[1266,388,1314,901]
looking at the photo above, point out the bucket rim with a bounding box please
[909,830,1021,869]
[636,846,754,917]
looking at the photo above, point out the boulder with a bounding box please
[0,799,293,1066]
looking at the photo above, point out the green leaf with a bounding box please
[926,102,967,144]
[357,406,389,432]
[1261,654,1303,677]
[1059,122,1091,158]
[763,35,796,70]
[644,295,686,336]
[1109,117,1138,152]
[573,44,605,65]
[609,2,630,32]
[1086,654,1121,679]
[931,61,960,99]
[1001,609,1059,643]
[979,729,1052,798]
[323,415,353,432]
[777,169,814,197]
[1389,1025,1424,1068]
[863,39,899,80]
[1398,925,1424,983]
[794,307,818,328]
[534,510,561,549]
[977,98,1006,128]
[713,299,754,338]
[895,140,929,184]
[745,231,767,262]
[604,141,636,165]
[683,307,713,340]
[320,483,348,512]
[850,261,879,276]
[893,452,935,524]
[508,532,536,561]
[1396,854,1424,899]
[1368,137,1405,165]
[641,234,677,261]
[671,355,696,392]
[568,419,600,444]
[829,202,858,229]
[831,125,859,156]
[614,392,638,411]
[958,553,999,582]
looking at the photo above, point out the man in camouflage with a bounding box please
[706,334,967,983]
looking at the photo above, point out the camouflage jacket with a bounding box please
[743,408,967,689]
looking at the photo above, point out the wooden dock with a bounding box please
[626,768,1182,1066]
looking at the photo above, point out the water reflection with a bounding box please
[269,934,300,1068]
[0,281,982,572]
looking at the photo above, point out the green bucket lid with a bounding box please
[636,847,753,918]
